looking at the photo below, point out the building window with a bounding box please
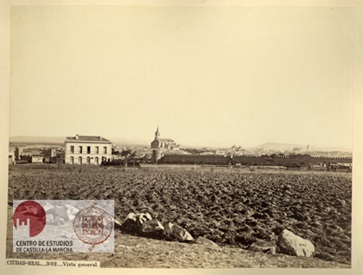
[87,157,91,164]
[79,156,82,165]
[79,146,83,154]
[70,146,74,153]
[70,156,74,164]
[103,147,107,154]
[95,157,99,165]
[87,146,91,154]
[95,146,99,154]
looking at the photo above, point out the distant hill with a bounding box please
[9,136,65,144]
[253,142,352,153]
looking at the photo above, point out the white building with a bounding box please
[64,135,112,165]
[8,149,15,165]
[31,155,44,163]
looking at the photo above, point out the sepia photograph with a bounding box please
[1,0,363,274]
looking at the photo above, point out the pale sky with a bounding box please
[10,6,353,148]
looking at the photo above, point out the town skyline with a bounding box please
[8,132,352,153]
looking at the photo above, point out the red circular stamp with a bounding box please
[13,200,46,237]
[73,204,113,246]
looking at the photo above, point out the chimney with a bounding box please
[76,134,79,140]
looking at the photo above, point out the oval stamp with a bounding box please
[73,204,113,248]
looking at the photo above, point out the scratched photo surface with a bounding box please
[6,4,354,269]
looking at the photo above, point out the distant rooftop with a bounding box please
[158,138,175,143]
[65,135,112,143]
[22,149,43,155]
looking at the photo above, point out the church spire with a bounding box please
[155,126,160,139]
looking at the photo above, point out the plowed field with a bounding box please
[7,165,352,264]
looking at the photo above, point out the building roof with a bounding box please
[22,149,43,155]
[21,149,54,157]
[65,135,112,144]
[157,138,175,143]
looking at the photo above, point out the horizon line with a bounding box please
[8,135,353,151]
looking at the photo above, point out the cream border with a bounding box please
[1,1,362,275]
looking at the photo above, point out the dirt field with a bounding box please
[6,165,352,267]
[5,208,348,268]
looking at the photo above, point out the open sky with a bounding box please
[10,6,353,148]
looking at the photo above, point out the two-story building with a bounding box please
[64,134,112,165]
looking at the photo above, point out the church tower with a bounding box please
[152,126,162,163]
[150,126,177,163]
